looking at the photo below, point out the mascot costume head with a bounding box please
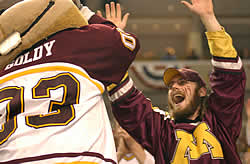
[0,0,88,70]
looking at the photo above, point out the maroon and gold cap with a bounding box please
[163,68,206,87]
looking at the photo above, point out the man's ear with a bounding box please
[199,87,207,97]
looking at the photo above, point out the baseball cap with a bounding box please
[163,68,206,88]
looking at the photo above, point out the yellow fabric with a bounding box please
[123,154,136,161]
[205,27,237,59]
[0,0,88,69]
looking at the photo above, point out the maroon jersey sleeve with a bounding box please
[56,15,140,84]
[108,76,173,163]
[206,60,246,142]
[205,29,246,142]
[207,65,245,142]
[88,14,116,27]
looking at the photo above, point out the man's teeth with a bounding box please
[173,94,184,104]
[174,94,183,97]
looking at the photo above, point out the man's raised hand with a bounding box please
[181,0,214,17]
[181,0,221,32]
[97,2,129,30]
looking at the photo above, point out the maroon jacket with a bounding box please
[109,37,246,163]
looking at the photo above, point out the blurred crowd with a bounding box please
[136,47,250,61]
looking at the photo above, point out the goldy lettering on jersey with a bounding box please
[5,40,56,70]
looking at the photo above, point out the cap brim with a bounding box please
[163,68,181,86]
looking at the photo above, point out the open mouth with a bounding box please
[172,94,185,104]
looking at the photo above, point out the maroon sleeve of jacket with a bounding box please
[108,77,173,163]
[63,14,140,84]
[88,14,116,27]
[207,59,246,142]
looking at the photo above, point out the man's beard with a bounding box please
[168,87,201,121]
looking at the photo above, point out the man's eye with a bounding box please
[167,82,174,89]
[178,79,187,85]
